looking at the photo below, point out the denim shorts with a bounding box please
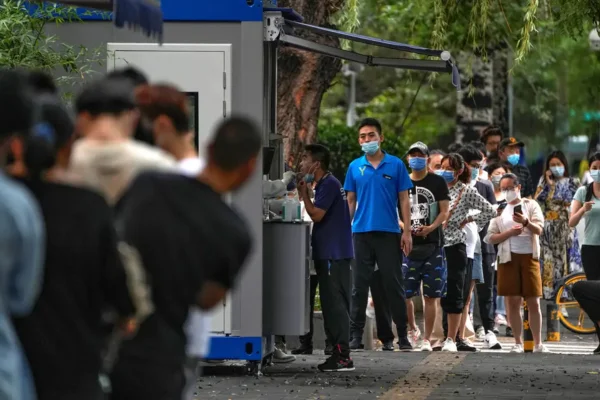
[402,246,447,299]
[472,253,484,283]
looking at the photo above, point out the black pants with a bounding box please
[475,253,496,333]
[370,269,395,343]
[316,259,352,355]
[110,356,185,400]
[572,280,600,340]
[299,274,332,347]
[580,245,600,340]
[443,248,471,338]
[351,232,408,340]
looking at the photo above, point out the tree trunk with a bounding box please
[277,0,345,167]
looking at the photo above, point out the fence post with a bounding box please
[546,303,561,342]
[523,301,534,352]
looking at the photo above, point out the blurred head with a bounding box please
[27,70,58,95]
[500,173,521,203]
[358,118,383,155]
[301,144,330,183]
[545,150,569,179]
[439,153,470,185]
[203,116,262,193]
[106,67,148,87]
[406,141,429,172]
[74,77,139,138]
[486,162,509,189]
[481,126,503,155]
[428,149,445,172]
[458,145,483,182]
[135,83,192,153]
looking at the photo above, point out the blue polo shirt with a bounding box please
[343,153,413,233]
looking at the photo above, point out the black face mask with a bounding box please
[134,118,155,146]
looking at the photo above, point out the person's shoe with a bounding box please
[533,344,551,353]
[510,344,524,353]
[560,306,569,318]
[420,339,433,352]
[495,314,508,326]
[593,344,600,355]
[408,327,422,347]
[441,338,457,352]
[398,337,413,351]
[475,326,486,341]
[484,331,502,350]
[381,340,395,351]
[318,353,355,372]
[349,338,364,352]
[505,326,514,337]
[324,344,334,355]
[493,324,500,334]
[456,338,477,352]
[273,347,296,363]
[291,344,313,355]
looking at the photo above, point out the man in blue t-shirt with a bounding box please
[343,118,414,351]
[298,144,354,372]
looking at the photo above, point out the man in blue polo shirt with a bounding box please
[298,144,354,372]
[344,118,414,351]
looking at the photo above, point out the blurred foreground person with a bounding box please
[11,88,141,400]
[69,77,175,205]
[0,69,45,400]
[110,116,261,400]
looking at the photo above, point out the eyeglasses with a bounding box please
[501,187,517,192]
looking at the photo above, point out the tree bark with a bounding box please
[277,0,345,167]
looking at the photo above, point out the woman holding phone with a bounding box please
[484,173,548,353]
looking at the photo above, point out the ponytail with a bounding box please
[24,122,56,179]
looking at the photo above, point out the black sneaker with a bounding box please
[593,344,600,355]
[382,340,395,351]
[324,344,334,355]
[318,354,355,372]
[349,338,364,352]
[456,338,477,352]
[505,326,514,337]
[398,337,413,351]
[291,344,313,355]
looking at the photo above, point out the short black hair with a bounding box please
[28,70,58,95]
[210,115,262,171]
[500,172,520,186]
[481,126,504,144]
[107,67,148,87]
[448,143,464,153]
[75,77,137,116]
[485,161,511,174]
[469,140,486,155]
[358,118,382,134]
[304,144,331,170]
[458,145,483,164]
[0,69,35,139]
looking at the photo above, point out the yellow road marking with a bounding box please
[379,353,467,399]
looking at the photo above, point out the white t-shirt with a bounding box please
[501,202,533,254]
[464,222,479,259]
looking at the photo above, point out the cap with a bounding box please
[405,141,429,157]
[499,137,524,150]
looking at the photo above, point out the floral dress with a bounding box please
[535,176,582,299]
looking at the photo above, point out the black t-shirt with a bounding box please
[408,173,450,246]
[11,179,135,395]
[114,172,252,366]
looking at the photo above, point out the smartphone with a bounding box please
[497,201,507,212]
[514,204,523,215]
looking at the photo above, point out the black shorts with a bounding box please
[441,243,468,314]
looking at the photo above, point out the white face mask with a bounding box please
[505,189,519,203]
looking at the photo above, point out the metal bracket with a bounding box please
[264,11,284,42]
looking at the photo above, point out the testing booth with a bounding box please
[45,0,459,374]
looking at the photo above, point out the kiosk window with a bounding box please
[186,92,199,150]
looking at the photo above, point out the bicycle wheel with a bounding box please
[554,273,596,334]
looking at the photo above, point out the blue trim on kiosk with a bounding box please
[205,336,262,361]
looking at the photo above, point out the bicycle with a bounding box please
[553,271,596,334]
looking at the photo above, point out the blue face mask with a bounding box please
[409,157,427,171]
[304,174,314,183]
[471,168,480,182]
[507,154,520,166]
[435,169,455,183]
[550,166,565,178]
[591,170,600,183]
[361,141,380,155]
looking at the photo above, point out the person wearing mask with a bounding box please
[109,116,260,399]
[0,69,45,400]
[297,144,354,371]
[11,88,141,400]
[458,145,500,350]
[469,140,490,180]
[568,151,600,348]
[437,153,495,352]
[69,77,176,206]
[498,137,534,198]
[484,173,549,353]
[480,126,503,163]
[344,118,413,351]
[428,149,445,173]
[534,150,581,304]
[401,142,449,352]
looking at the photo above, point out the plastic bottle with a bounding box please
[282,194,293,222]
[289,194,301,221]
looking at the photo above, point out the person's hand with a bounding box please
[459,217,472,229]
[509,224,524,237]
[545,169,554,183]
[401,231,413,256]
[415,225,433,237]
[297,180,308,198]
[512,212,528,225]
[282,171,295,185]
[583,201,595,213]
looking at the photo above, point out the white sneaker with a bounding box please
[534,344,551,353]
[510,344,524,353]
[560,306,569,318]
[421,339,433,352]
[441,338,457,352]
[484,331,502,350]
[476,326,486,341]
[495,314,508,326]
[408,327,422,347]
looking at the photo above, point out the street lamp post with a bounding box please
[342,62,364,127]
